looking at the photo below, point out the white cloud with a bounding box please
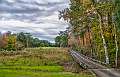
[7,0,16,3]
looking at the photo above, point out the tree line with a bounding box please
[57,0,120,67]
[0,31,55,51]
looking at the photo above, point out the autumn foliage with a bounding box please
[0,32,16,51]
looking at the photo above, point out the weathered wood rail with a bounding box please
[70,50,120,77]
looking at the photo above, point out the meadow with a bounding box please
[0,47,94,77]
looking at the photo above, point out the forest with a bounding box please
[56,0,120,68]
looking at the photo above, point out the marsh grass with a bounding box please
[0,47,94,77]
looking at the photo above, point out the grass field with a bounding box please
[0,47,94,77]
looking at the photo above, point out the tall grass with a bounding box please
[0,47,94,77]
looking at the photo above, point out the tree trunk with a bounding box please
[98,13,110,64]
[113,23,119,67]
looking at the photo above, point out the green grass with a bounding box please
[0,69,92,77]
[0,47,94,77]
[0,66,64,72]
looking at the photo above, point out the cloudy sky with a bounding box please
[0,0,69,42]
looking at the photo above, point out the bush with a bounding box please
[4,43,16,51]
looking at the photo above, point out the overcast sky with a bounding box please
[0,0,69,42]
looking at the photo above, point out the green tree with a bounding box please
[55,31,68,47]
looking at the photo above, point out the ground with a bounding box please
[0,47,94,77]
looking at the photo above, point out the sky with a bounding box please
[0,0,70,42]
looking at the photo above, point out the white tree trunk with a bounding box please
[113,23,119,67]
[98,14,109,64]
